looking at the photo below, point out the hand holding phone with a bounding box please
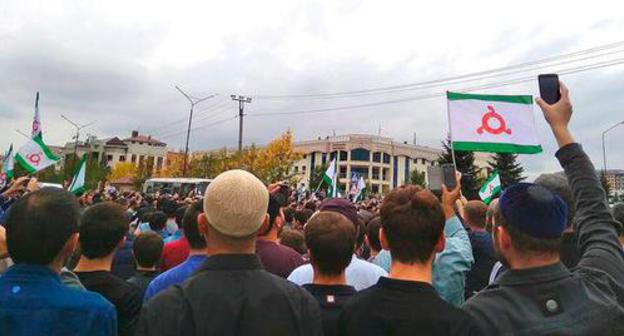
[441,164,457,190]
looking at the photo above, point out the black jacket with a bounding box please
[464,143,624,335]
[136,253,322,336]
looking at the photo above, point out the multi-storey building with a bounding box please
[292,134,442,194]
[62,130,168,173]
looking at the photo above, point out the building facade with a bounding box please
[292,134,442,194]
[62,131,168,173]
[604,169,624,197]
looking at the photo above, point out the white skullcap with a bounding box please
[203,169,269,237]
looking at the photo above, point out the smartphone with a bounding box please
[427,166,443,191]
[21,178,31,187]
[538,74,561,104]
[442,164,457,189]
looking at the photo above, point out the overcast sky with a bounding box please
[2,0,623,179]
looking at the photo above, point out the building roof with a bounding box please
[123,134,166,146]
[105,137,128,147]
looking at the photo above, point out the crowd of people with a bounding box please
[1,82,624,335]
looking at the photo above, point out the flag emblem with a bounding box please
[477,105,511,135]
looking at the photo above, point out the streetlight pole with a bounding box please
[61,115,95,164]
[175,86,217,177]
[601,121,624,173]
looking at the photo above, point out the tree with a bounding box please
[439,135,481,199]
[410,169,426,187]
[109,162,137,181]
[488,153,526,187]
[250,131,302,185]
[157,153,184,177]
[134,157,154,190]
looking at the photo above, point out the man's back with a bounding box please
[339,277,480,336]
[255,239,305,278]
[77,270,142,336]
[0,264,116,336]
[289,255,387,291]
[137,254,322,336]
[464,144,624,335]
[303,284,356,336]
[465,231,496,298]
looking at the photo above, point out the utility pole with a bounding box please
[61,115,95,165]
[230,95,252,153]
[602,121,624,173]
[175,86,217,177]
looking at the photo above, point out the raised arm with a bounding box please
[536,83,624,280]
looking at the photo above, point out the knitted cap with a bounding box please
[203,170,269,237]
[499,183,568,239]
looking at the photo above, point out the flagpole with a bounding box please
[446,91,458,169]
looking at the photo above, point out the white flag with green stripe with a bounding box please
[323,159,338,198]
[479,171,501,204]
[354,176,366,202]
[447,92,542,154]
[69,154,87,195]
[14,137,59,173]
[1,144,14,188]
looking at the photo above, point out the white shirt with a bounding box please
[287,254,387,291]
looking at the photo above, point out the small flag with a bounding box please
[479,171,502,204]
[354,176,366,202]
[447,92,542,154]
[68,154,87,195]
[0,145,15,189]
[323,159,338,198]
[14,136,59,174]
[32,92,42,140]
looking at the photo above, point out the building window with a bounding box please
[372,184,379,194]
[351,167,369,179]
[131,154,137,163]
[303,154,307,159]
[350,148,370,162]
[106,155,113,162]
[383,153,391,164]
[372,167,380,180]
[373,152,381,163]
[302,166,307,172]
[119,155,126,162]
[294,166,299,173]
[339,166,347,179]
[421,158,427,165]
[156,157,164,171]
[339,151,348,161]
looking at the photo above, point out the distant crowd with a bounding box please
[1,82,624,335]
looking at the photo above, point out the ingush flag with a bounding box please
[447,92,542,154]
[32,92,42,140]
[479,171,502,204]
[0,145,15,189]
[354,176,366,202]
[323,159,338,198]
[15,137,59,173]
[69,154,87,195]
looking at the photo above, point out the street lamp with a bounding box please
[602,121,624,173]
[175,86,217,177]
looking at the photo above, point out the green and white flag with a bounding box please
[68,154,87,195]
[479,171,502,204]
[354,176,366,202]
[0,145,14,188]
[32,92,42,140]
[14,136,59,173]
[447,92,542,154]
[323,159,338,198]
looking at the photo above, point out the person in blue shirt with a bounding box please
[143,201,207,301]
[0,188,116,336]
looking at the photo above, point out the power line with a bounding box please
[249,57,624,117]
[253,40,624,100]
[158,116,238,140]
[149,98,229,135]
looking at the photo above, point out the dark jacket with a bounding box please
[464,143,624,335]
[136,253,323,336]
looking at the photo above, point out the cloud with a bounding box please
[1,0,624,178]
